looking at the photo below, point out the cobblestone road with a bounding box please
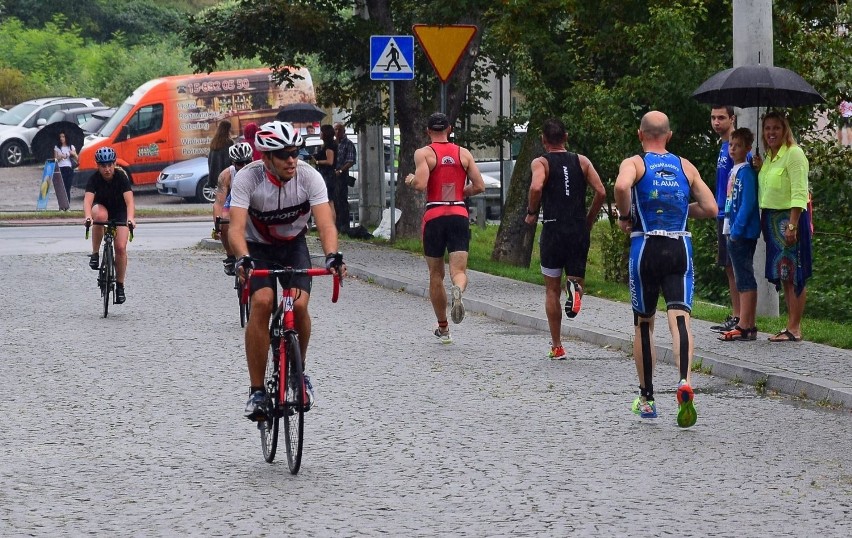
[1,246,850,536]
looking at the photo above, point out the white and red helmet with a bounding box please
[228,142,253,163]
[254,121,303,151]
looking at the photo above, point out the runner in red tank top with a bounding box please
[405,112,485,343]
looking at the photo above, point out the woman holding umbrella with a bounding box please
[53,130,78,209]
[752,111,812,342]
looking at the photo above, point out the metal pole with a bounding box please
[389,81,396,242]
[440,83,446,114]
[733,0,779,317]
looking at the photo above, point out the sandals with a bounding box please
[768,329,801,342]
[718,326,758,341]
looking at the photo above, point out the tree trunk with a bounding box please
[491,129,542,266]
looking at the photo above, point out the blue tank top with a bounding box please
[715,141,733,219]
[631,152,690,234]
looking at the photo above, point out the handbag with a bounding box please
[70,155,79,169]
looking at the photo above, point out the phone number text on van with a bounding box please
[188,79,252,94]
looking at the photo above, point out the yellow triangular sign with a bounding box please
[412,24,478,83]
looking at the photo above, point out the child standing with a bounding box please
[719,128,761,341]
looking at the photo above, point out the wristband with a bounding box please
[527,208,538,216]
[618,215,631,221]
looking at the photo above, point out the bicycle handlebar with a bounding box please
[247,267,340,303]
[214,216,230,233]
[85,220,134,242]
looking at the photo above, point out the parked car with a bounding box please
[0,96,104,166]
[156,156,214,203]
[0,107,6,114]
[80,108,116,139]
[156,136,322,203]
[47,106,112,134]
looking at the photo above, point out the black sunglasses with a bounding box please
[270,148,301,160]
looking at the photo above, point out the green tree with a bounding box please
[184,0,493,237]
[0,67,31,106]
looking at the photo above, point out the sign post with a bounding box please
[371,35,415,242]
[412,24,478,113]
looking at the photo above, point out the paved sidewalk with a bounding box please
[313,238,851,410]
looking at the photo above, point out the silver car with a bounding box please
[156,157,214,203]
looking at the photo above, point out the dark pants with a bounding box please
[334,175,351,231]
[60,166,74,206]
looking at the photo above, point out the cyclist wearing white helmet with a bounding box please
[83,146,135,304]
[228,120,346,421]
[214,141,254,275]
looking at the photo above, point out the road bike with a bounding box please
[214,216,250,327]
[85,220,133,318]
[245,258,341,472]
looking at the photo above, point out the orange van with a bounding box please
[75,68,315,187]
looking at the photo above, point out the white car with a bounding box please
[0,96,104,166]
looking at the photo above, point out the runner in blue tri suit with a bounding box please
[614,111,717,427]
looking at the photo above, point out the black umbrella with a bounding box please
[692,64,825,108]
[31,121,86,162]
[692,65,824,151]
[275,103,326,124]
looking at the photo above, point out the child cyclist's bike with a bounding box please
[85,220,133,318]
[214,216,249,327]
[244,256,342,473]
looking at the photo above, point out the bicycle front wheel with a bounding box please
[282,332,304,475]
[237,275,250,328]
[259,333,280,463]
[102,245,114,318]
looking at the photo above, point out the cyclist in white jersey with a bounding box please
[227,121,345,421]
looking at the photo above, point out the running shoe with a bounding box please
[115,284,126,304]
[303,374,316,411]
[434,327,452,344]
[631,397,657,418]
[244,390,267,421]
[450,285,465,324]
[564,280,582,319]
[676,380,697,428]
[710,315,739,333]
[548,345,567,360]
[89,252,99,270]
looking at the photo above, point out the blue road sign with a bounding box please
[370,36,415,81]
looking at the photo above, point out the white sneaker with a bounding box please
[434,327,452,344]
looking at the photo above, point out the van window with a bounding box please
[125,104,164,138]
[100,102,134,138]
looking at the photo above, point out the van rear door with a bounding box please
[112,103,171,185]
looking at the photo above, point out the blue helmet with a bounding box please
[95,147,117,164]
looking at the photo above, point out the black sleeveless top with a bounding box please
[541,151,587,230]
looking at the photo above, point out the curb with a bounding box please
[198,236,852,409]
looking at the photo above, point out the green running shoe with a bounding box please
[631,397,657,418]
[676,380,697,428]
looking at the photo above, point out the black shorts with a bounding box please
[716,219,730,267]
[247,237,312,295]
[423,215,470,258]
[629,235,694,316]
[539,222,590,278]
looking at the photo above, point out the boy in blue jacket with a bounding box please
[719,128,761,341]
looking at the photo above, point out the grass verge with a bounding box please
[372,222,850,349]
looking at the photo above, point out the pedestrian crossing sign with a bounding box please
[370,35,415,81]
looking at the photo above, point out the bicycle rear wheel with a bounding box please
[282,332,305,474]
[259,331,280,463]
[102,245,114,318]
